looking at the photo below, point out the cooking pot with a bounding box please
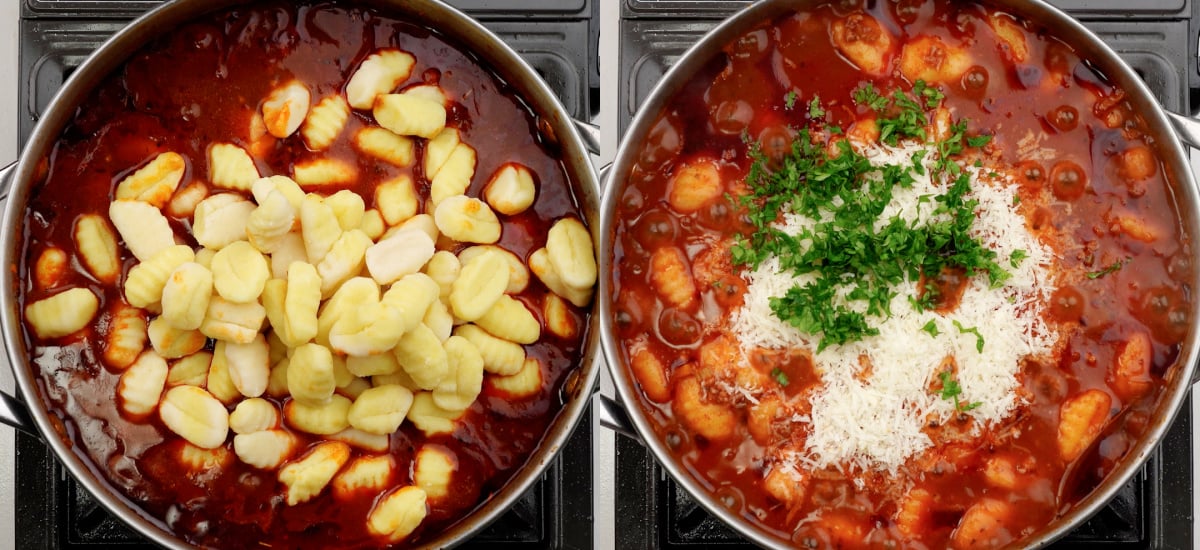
[595,0,1200,547]
[0,0,602,547]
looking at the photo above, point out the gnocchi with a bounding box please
[25,287,100,340]
[432,335,484,412]
[234,429,299,470]
[429,143,476,206]
[484,164,536,216]
[262,80,311,139]
[278,441,351,505]
[193,193,256,250]
[413,445,456,500]
[115,151,186,208]
[348,384,414,435]
[102,303,148,370]
[302,95,351,151]
[346,49,416,110]
[284,394,352,435]
[367,486,427,542]
[488,357,543,399]
[332,455,395,500]
[449,249,510,321]
[373,94,446,139]
[208,143,260,191]
[229,397,279,434]
[161,262,213,330]
[109,199,176,262]
[148,315,207,359]
[354,127,415,167]
[74,214,120,284]
[474,295,540,345]
[118,351,169,418]
[433,195,502,244]
[159,385,230,449]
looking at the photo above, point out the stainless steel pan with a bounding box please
[596,0,1200,547]
[0,0,602,547]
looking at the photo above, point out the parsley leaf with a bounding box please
[952,320,985,353]
[808,95,825,119]
[967,134,992,148]
[784,90,798,110]
[1010,250,1028,268]
[921,320,940,337]
[770,367,790,387]
[937,370,982,412]
[1087,258,1128,279]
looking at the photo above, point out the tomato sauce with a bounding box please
[613,1,1191,548]
[18,1,590,548]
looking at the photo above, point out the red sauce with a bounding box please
[613,1,1190,548]
[19,1,590,547]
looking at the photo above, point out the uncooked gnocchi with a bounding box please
[25,287,100,340]
[74,214,120,285]
[115,151,186,207]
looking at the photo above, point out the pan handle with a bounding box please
[1165,111,1200,150]
[572,118,601,157]
[0,162,38,436]
[593,392,643,443]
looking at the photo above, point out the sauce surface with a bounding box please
[612,1,1191,548]
[19,1,590,547]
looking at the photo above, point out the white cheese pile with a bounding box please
[729,141,1058,474]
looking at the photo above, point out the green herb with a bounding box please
[937,370,982,412]
[921,320,941,337]
[784,90,798,110]
[1012,195,1021,205]
[853,82,889,111]
[732,82,1010,351]
[1087,258,1128,279]
[967,135,992,148]
[952,320,985,353]
[808,95,825,119]
[1010,250,1028,268]
[770,367,790,387]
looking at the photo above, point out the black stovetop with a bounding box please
[13,1,599,548]
[615,1,1197,549]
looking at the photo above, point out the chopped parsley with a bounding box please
[1010,249,1028,268]
[952,320,985,353]
[921,320,941,337]
[731,81,1007,351]
[770,367,791,387]
[937,370,981,412]
[784,90,799,110]
[1087,258,1128,279]
[808,96,826,119]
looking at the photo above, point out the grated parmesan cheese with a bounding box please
[729,141,1058,474]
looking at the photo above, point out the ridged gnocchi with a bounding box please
[159,385,230,449]
[489,357,543,399]
[348,384,414,435]
[366,228,435,285]
[413,445,456,500]
[200,296,267,344]
[209,143,260,191]
[429,143,476,206]
[374,175,419,226]
[193,193,256,250]
[458,245,529,294]
[294,158,357,188]
[125,245,195,309]
[355,127,415,167]
[346,49,416,110]
[223,334,270,398]
[166,180,209,219]
[433,195,502,244]
[394,324,450,390]
[234,429,299,470]
[116,152,186,208]
[367,486,427,542]
[374,94,446,139]
[405,391,462,436]
[34,248,68,290]
[288,342,337,405]
[484,164,536,216]
[432,335,484,411]
[285,394,352,435]
[229,397,279,434]
[449,249,509,322]
[454,324,524,376]
[475,295,540,345]
[167,351,212,387]
[278,441,351,505]
[333,455,395,500]
[161,262,213,330]
[74,214,120,284]
[102,303,148,370]
[302,95,351,151]
[148,315,207,359]
[25,287,100,339]
[118,351,169,418]
[109,199,176,262]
